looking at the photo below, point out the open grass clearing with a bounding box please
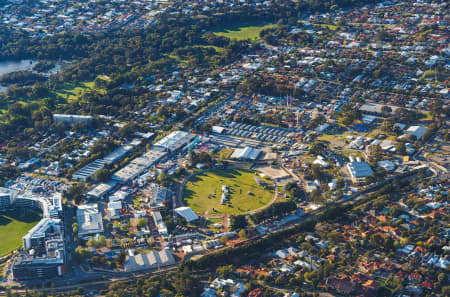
[53,78,106,102]
[183,169,274,215]
[216,148,233,160]
[316,24,338,30]
[213,22,276,41]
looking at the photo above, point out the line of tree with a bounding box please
[250,201,297,224]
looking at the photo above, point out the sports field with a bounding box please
[213,23,276,41]
[0,211,41,256]
[183,169,274,215]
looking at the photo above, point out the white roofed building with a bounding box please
[124,249,175,272]
[230,147,261,161]
[153,131,195,153]
[347,161,373,183]
[406,125,427,140]
[0,187,18,210]
[174,207,199,223]
[77,203,104,237]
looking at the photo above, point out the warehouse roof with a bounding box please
[125,249,175,272]
[112,150,166,183]
[347,161,373,178]
[231,147,261,160]
[174,207,199,223]
[103,145,134,164]
[153,131,195,152]
[406,125,427,140]
[77,203,104,236]
[86,182,114,198]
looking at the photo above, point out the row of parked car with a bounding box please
[227,121,290,136]
[225,128,288,143]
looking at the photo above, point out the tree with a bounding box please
[119,122,138,139]
[309,141,327,155]
[157,171,169,187]
[285,182,305,201]
[311,164,324,181]
[97,235,107,247]
[87,237,96,247]
[174,267,202,296]
[136,218,148,229]
[66,183,86,204]
[219,235,228,245]
[114,251,126,266]
[74,246,91,262]
[216,265,233,278]
[93,167,111,182]
[230,215,247,230]
[72,222,78,234]
[375,27,387,42]
[90,138,116,156]
[395,142,406,155]
[238,229,248,240]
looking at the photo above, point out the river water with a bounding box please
[0,59,65,93]
[0,59,35,76]
[0,59,36,92]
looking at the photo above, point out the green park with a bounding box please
[0,210,41,256]
[183,169,274,215]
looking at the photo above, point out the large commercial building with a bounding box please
[73,144,136,182]
[77,203,104,237]
[149,183,169,209]
[347,161,373,183]
[12,238,66,280]
[53,114,93,125]
[8,191,66,281]
[124,249,175,272]
[110,131,194,184]
[230,146,261,161]
[86,182,115,199]
[174,207,199,223]
[14,193,63,219]
[153,131,195,153]
[111,149,166,183]
[23,218,62,251]
[103,145,134,165]
[0,187,18,211]
[72,159,106,182]
[406,125,427,140]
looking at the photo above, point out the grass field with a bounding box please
[53,79,106,102]
[420,111,433,121]
[216,148,233,160]
[0,210,41,256]
[0,76,108,114]
[317,24,338,30]
[183,169,274,215]
[213,23,276,41]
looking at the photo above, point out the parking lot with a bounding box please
[222,121,295,144]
